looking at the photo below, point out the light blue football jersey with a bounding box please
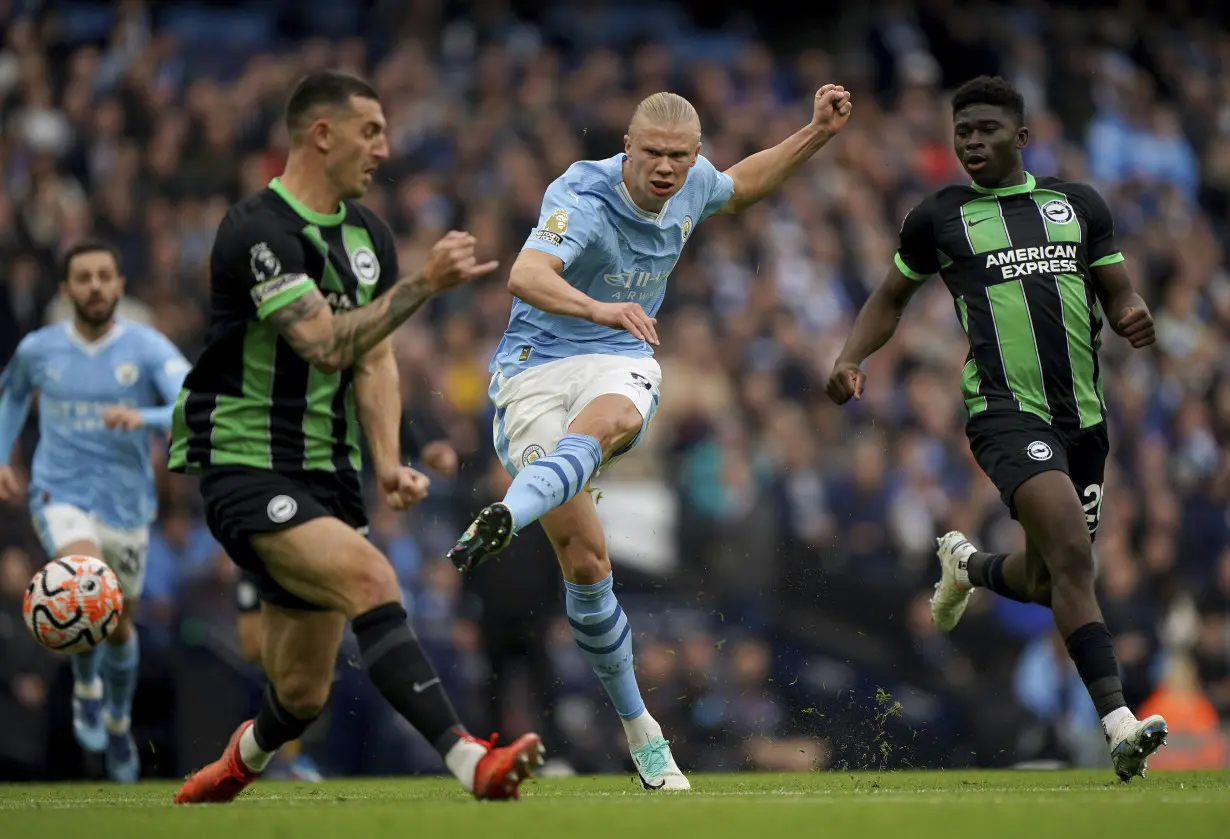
[0,320,190,530]
[491,152,734,378]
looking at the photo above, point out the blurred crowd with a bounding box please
[2,0,1230,780]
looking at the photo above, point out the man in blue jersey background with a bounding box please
[0,239,190,783]
[448,85,853,789]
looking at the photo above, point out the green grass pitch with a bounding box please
[3,771,1228,838]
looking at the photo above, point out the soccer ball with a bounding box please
[23,555,124,654]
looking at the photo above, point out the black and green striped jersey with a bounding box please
[894,172,1123,429]
[168,178,397,475]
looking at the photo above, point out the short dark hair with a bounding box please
[284,70,380,137]
[60,238,121,283]
[951,76,1025,125]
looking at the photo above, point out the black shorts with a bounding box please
[201,467,368,612]
[966,412,1108,538]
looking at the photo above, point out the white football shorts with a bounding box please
[490,354,662,476]
[31,502,149,600]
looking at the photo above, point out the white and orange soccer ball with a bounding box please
[23,555,123,654]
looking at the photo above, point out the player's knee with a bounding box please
[272,670,331,719]
[553,530,611,585]
[341,558,402,618]
[1045,529,1095,590]
[570,403,642,454]
[108,612,135,645]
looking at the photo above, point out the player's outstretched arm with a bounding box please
[1091,260,1155,349]
[354,338,430,510]
[269,231,498,374]
[826,264,924,405]
[508,249,659,345]
[1078,184,1154,349]
[716,84,852,215]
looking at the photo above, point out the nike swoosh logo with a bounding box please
[640,773,666,790]
[968,217,997,226]
[412,678,440,693]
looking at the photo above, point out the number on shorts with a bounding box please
[1081,484,1103,534]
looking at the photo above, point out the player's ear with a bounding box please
[1017,124,1029,150]
[308,117,332,152]
[623,134,632,155]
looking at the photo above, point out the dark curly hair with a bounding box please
[951,76,1025,125]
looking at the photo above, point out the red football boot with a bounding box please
[469,732,546,801]
[174,720,259,804]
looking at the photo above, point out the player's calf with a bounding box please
[541,495,689,790]
[56,540,108,754]
[1015,473,1140,756]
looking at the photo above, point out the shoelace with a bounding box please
[467,731,501,751]
[632,736,671,778]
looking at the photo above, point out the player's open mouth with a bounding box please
[965,154,988,170]
[650,180,673,195]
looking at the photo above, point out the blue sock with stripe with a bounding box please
[565,573,645,720]
[503,433,603,530]
[101,634,139,726]
[72,646,102,691]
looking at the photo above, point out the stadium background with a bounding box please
[1,0,1229,781]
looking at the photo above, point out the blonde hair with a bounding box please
[629,92,701,136]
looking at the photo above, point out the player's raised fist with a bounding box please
[1112,305,1155,349]
[811,84,853,137]
[826,361,866,405]
[590,301,659,346]
[421,231,500,293]
[380,465,431,510]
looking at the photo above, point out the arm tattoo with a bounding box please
[267,277,431,373]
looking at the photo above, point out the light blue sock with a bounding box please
[504,433,603,530]
[101,635,140,723]
[565,573,645,721]
[71,646,102,691]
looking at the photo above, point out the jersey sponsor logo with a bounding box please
[604,270,667,302]
[985,244,1079,279]
[545,208,569,235]
[114,361,139,386]
[1025,441,1053,461]
[251,273,310,308]
[1041,199,1075,225]
[522,444,546,466]
[531,229,562,246]
[249,242,282,282]
[351,246,380,286]
[267,494,298,523]
[681,215,693,242]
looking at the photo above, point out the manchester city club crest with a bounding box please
[681,215,694,242]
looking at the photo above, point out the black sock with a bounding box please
[1064,621,1126,719]
[966,552,1030,603]
[352,603,466,755]
[253,684,318,753]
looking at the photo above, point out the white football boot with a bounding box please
[630,735,690,790]
[931,531,978,632]
[1110,714,1169,782]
